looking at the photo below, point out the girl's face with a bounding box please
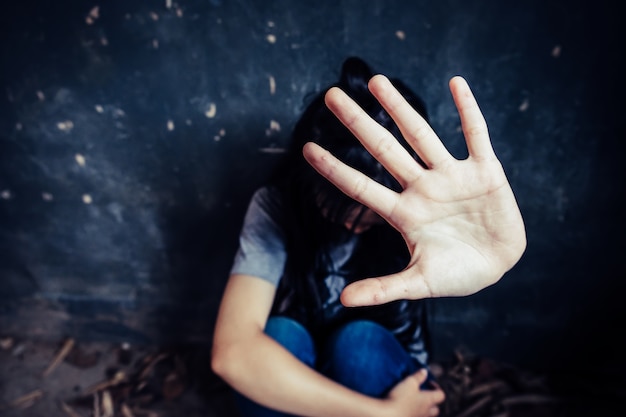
[318,199,385,234]
[341,207,385,234]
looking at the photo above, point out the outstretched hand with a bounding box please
[303,75,526,307]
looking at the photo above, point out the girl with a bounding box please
[213,57,445,417]
[212,57,526,417]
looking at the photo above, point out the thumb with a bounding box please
[412,368,429,385]
[389,369,427,397]
[411,370,446,404]
[340,270,431,307]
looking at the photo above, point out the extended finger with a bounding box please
[302,142,399,219]
[449,76,495,160]
[324,87,423,188]
[369,75,453,169]
[339,269,432,307]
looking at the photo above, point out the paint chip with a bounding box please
[266,34,276,44]
[258,147,286,154]
[57,121,74,132]
[213,128,226,141]
[519,98,530,112]
[269,75,276,95]
[395,30,406,40]
[82,194,93,204]
[75,154,86,167]
[205,103,217,118]
[86,6,100,25]
[89,6,100,19]
[266,120,281,136]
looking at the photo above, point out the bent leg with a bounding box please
[320,320,424,397]
[235,316,316,417]
[263,316,317,366]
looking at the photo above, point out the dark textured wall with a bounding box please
[1,0,624,382]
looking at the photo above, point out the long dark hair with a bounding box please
[268,57,429,322]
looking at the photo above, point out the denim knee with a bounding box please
[265,316,316,367]
[321,320,418,397]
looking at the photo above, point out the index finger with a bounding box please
[449,76,495,160]
[302,142,400,219]
[368,75,452,169]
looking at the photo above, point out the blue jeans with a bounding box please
[235,316,430,417]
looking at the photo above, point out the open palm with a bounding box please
[303,75,526,307]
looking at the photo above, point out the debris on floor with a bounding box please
[431,349,620,417]
[0,335,619,417]
[0,336,237,417]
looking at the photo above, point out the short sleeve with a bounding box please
[229,187,287,286]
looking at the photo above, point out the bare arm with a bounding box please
[303,75,527,307]
[211,274,444,417]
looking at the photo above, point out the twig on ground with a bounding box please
[42,338,75,377]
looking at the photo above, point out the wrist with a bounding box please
[368,398,393,417]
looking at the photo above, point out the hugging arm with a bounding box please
[211,274,444,417]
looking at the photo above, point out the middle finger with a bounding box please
[369,75,453,169]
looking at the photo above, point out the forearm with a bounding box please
[212,332,388,417]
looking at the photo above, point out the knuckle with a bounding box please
[373,136,394,158]
[349,176,368,200]
[465,123,488,138]
[342,110,362,130]
[408,121,431,141]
